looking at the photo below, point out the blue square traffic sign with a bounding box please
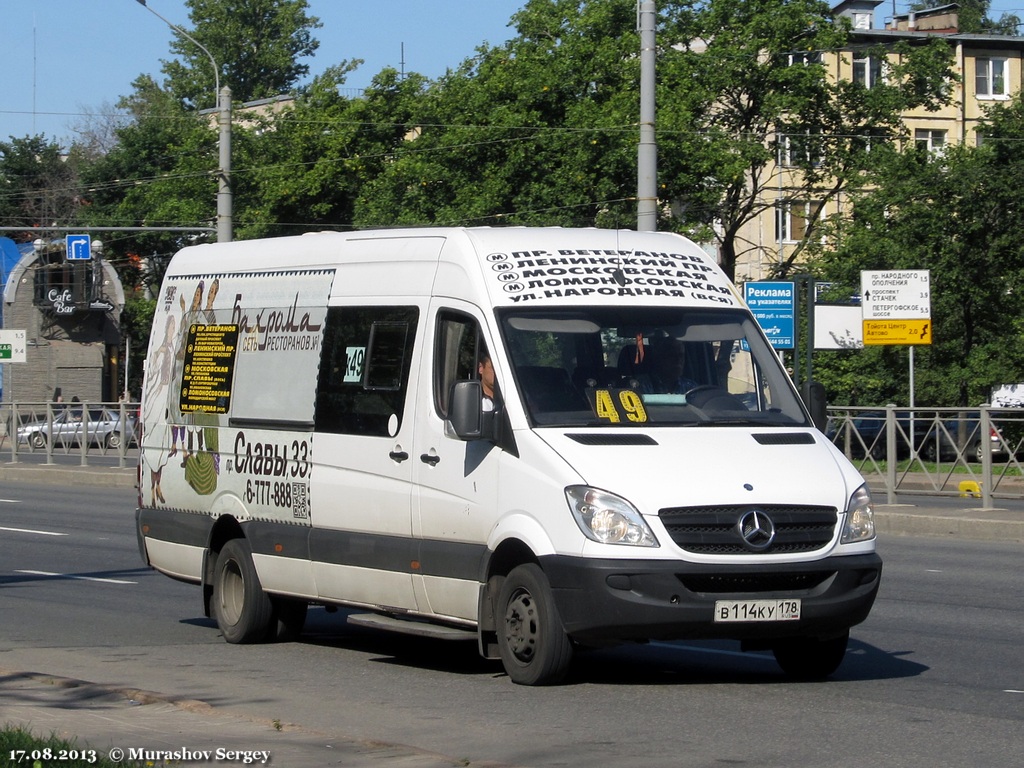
[65,234,92,260]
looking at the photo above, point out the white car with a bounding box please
[18,406,138,450]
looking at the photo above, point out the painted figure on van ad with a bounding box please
[141,278,225,504]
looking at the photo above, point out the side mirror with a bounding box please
[801,380,828,433]
[448,380,484,439]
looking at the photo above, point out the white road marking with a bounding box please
[0,499,23,503]
[15,569,137,585]
[0,525,67,537]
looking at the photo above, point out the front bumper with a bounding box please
[541,552,882,644]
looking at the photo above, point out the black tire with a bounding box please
[269,598,308,642]
[212,538,273,644]
[105,431,122,450]
[496,563,573,686]
[29,432,46,449]
[772,631,849,680]
[972,441,985,463]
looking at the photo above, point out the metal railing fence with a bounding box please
[3,400,1023,505]
[826,405,1024,505]
[0,401,141,469]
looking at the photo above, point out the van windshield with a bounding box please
[497,307,809,428]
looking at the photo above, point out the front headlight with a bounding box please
[565,486,659,547]
[841,484,876,543]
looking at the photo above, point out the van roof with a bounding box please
[165,227,742,310]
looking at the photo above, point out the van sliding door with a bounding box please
[309,304,424,612]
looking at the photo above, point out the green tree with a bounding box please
[80,74,216,295]
[657,0,955,281]
[0,136,87,239]
[244,64,431,238]
[354,0,642,229]
[815,133,1024,406]
[159,0,322,107]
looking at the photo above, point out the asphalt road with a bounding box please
[1,481,1021,767]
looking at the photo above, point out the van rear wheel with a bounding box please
[496,564,573,686]
[772,631,849,680]
[212,538,273,644]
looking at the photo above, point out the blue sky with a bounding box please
[1,1,1022,146]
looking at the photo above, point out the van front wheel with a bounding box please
[212,538,273,644]
[496,564,573,686]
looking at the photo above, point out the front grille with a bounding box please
[678,570,834,594]
[659,504,838,554]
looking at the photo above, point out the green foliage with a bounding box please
[0,136,86,238]
[122,296,156,398]
[355,0,642,229]
[1,0,1017,411]
[814,127,1024,406]
[162,0,322,107]
[658,0,954,280]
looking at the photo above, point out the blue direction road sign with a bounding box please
[65,234,92,260]
[744,281,795,349]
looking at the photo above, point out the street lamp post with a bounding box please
[637,0,658,232]
[134,0,232,242]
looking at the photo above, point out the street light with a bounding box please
[134,0,232,242]
[637,0,657,232]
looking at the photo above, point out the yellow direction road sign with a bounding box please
[862,319,932,345]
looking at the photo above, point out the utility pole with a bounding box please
[217,86,233,243]
[135,0,232,242]
[637,1,658,231]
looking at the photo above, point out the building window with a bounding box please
[975,57,1007,98]
[778,131,823,167]
[776,200,821,244]
[787,51,822,66]
[853,52,884,89]
[915,129,946,155]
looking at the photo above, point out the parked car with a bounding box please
[917,414,1006,463]
[17,406,138,450]
[826,411,924,460]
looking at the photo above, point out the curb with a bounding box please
[874,505,1024,543]
[0,463,136,488]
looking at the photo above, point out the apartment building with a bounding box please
[734,1,1024,284]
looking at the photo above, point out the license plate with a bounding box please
[714,599,801,623]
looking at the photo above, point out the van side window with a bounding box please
[434,312,481,418]
[315,306,418,436]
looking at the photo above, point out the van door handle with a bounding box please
[389,450,409,462]
[420,453,441,466]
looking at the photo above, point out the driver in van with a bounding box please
[478,349,497,412]
[641,336,697,394]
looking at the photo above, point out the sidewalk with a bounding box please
[0,671,478,768]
